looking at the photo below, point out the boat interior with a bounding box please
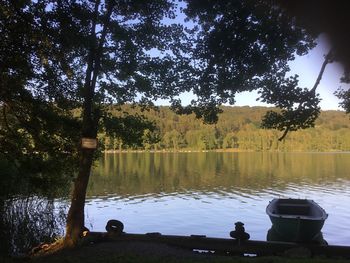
[271,199,324,217]
[277,203,310,216]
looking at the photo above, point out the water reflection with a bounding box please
[266,227,327,245]
[86,152,350,245]
[0,196,66,256]
[90,152,350,197]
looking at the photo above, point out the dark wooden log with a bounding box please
[86,232,350,258]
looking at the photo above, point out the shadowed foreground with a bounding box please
[3,241,350,263]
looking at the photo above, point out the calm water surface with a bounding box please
[86,152,350,245]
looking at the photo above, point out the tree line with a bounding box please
[99,105,350,152]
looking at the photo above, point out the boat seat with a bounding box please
[277,203,311,216]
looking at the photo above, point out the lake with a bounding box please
[85,152,350,245]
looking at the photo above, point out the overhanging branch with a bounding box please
[278,49,332,141]
[310,49,333,94]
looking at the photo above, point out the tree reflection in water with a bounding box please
[0,196,66,256]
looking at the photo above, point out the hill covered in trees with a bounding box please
[99,105,350,152]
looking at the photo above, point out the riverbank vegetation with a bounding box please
[98,105,350,152]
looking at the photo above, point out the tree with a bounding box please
[163,130,183,150]
[1,0,190,246]
[175,1,350,141]
[1,0,336,247]
[142,129,160,150]
[0,1,81,191]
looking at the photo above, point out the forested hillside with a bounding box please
[99,105,350,152]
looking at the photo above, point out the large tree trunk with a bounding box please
[64,67,98,247]
[64,102,99,246]
[63,0,112,247]
[64,147,95,247]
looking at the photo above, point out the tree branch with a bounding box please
[310,49,333,94]
[89,1,114,129]
[83,0,100,93]
[278,126,290,141]
[90,1,114,92]
[82,0,100,137]
[278,49,332,141]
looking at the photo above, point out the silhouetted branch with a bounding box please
[310,49,333,94]
[278,49,332,141]
[278,126,290,141]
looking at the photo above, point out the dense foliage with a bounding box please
[100,105,350,152]
[172,0,321,137]
[0,0,81,188]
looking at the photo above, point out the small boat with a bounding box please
[266,198,328,242]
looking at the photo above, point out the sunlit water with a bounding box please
[85,152,350,245]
